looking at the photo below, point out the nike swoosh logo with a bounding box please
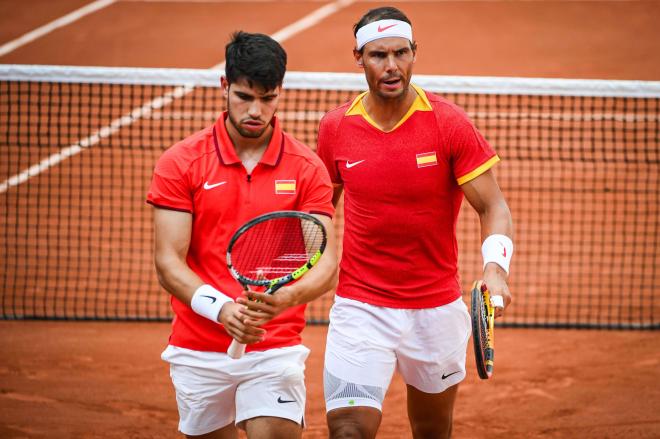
[441,371,461,380]
[200,295,216,304]
[378,24,397,32]
[346,160,365,169]
[203,181,226,190]
[277,396,296,404]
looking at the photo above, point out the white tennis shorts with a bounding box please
[161,344,309,436]
[324,295,471,412]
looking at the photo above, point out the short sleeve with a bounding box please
[448,110,499,185]
[298,157,335,218]
[316,115,342,184]
[146,148,193,212]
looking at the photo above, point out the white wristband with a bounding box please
[482,234,513,275]
[490,295,504,309]
[190,284,233,323]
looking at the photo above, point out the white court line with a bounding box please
[0,0,117,58]
[0,85,195,193]
[270,0,355,43]
[0,0,355,194]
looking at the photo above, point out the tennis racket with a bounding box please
[225,210,327,359]
[471,280,495,379]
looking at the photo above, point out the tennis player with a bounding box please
[147,31,337,438]
[317,7,514,438]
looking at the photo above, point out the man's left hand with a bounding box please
[235,287,296,326]
[483,263,512,318]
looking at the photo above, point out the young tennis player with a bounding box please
[316,7,514,438]
[147,31,337,438]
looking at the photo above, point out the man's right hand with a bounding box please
[218,302,266,344]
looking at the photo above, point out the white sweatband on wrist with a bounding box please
[490,295,504,309]
[190,284,233,323]
[482,234,513,275]
[356,19,413,50]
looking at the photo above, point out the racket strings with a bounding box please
[231,217,324,282]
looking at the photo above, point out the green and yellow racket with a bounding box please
[471,280,495,379]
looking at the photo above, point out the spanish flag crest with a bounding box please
[416,152,438,168]
[275,179,296,195]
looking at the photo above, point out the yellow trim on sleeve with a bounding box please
[456,155,500,185]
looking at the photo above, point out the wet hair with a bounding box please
[224,31,287,90]
[353,6,417,52]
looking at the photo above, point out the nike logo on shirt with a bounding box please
[203,181,227,190]
[346,160,365,169]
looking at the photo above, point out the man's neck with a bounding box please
[226,120,273,173]
[362,85,417,132]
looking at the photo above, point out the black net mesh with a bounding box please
[1,67,658,328]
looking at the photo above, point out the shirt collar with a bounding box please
[213,112,284,166]
[345,84,432,132]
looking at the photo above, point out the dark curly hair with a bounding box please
[224,31,287,90]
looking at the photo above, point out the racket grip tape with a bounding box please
[227,340,247,359]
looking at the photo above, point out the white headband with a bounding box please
[355,19,413,51]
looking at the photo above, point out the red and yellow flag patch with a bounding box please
[275,180,296,194]
[416,152,438,168]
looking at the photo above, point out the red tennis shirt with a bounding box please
[147,113,334,352]
[317,85,499,309]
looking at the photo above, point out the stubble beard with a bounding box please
[227,101,266,139]
[372,70,411,102]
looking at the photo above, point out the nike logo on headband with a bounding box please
[378,24,397,32]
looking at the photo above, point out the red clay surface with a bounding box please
[0,1,659,78]
[1,1,660,438]
[0,322,659,438]
[285,1,660,79]
[0,0,93,43]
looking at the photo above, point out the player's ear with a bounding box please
[353,49,364,68]
[220,76,229,97]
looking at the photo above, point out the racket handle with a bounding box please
[227,339,247,359]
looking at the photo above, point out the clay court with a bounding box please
[1,0,659,438]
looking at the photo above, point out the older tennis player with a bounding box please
[316,6,514,438]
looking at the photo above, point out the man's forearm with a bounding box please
[479,198,513,240]
[155,252,204,305]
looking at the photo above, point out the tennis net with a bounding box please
[1,64,658,329]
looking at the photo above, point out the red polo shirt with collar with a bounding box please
[147,112,334,353]
[317,86,498,309]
